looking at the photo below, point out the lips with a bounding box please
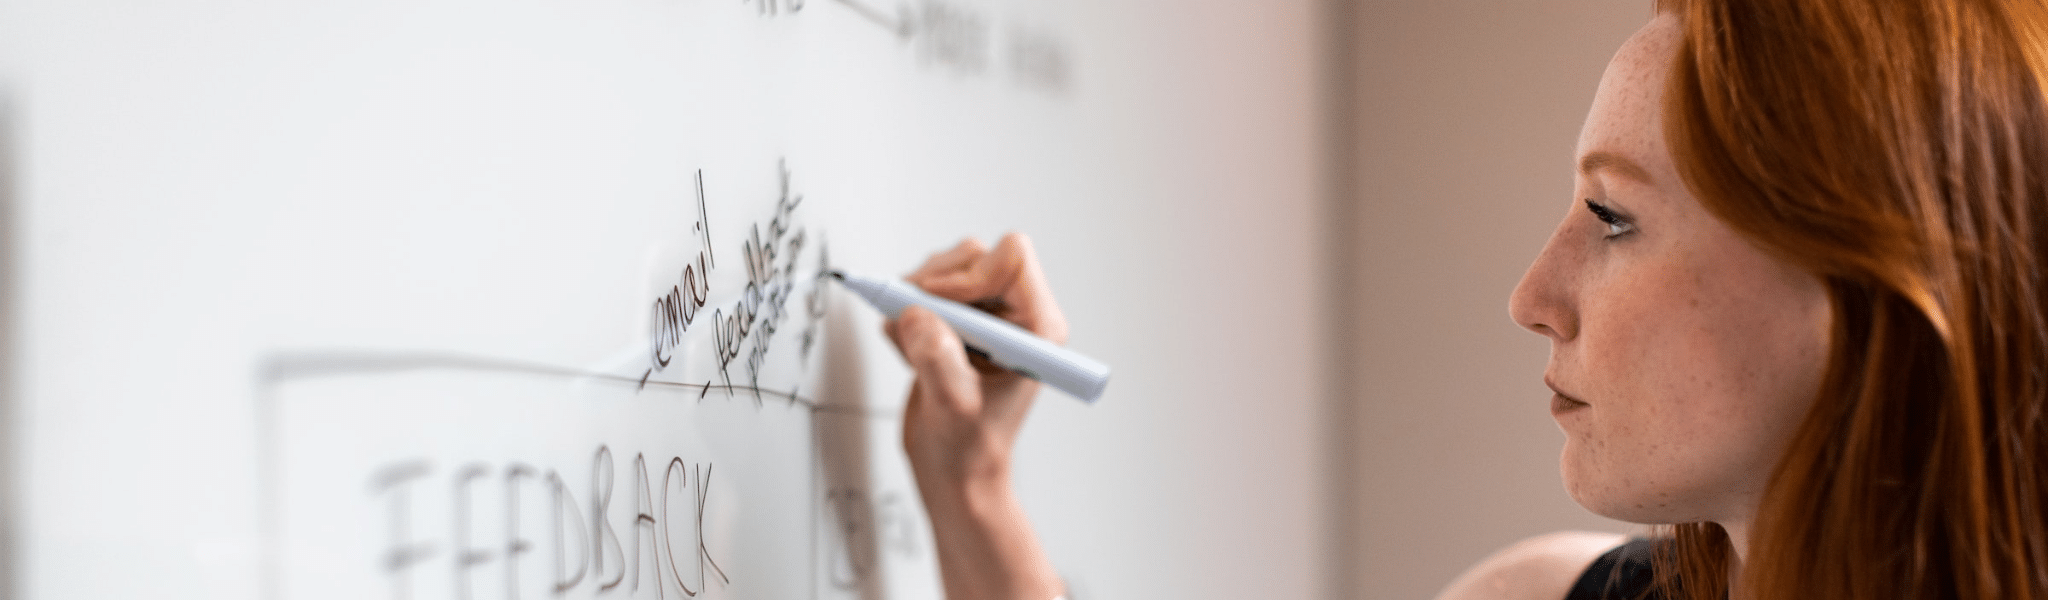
[1546,377,1589,414]
[1551,393,1589,414]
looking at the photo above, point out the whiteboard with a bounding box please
[0,1,1331,598]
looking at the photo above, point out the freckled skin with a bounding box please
[1508,14,1833,538]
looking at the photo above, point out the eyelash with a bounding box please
[1583,199,1635,239]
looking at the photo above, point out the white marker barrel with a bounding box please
[833,271,1110,403]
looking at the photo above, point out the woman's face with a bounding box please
[1509,15,1833,527]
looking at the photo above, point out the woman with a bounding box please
[888,1,2048,599]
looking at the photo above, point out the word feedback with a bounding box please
[370,446,729,600]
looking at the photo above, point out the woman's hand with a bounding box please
[885,232,1066,600]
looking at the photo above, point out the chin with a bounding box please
[1565,486,1646,523]
[1566,484,1657,523]
[1562,471,1715,525]
[1561,449,1679,524]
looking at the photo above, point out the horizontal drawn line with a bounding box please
[256,349,893,419]
[831,0,911,39]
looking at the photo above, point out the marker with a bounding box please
[830,271,1110,403]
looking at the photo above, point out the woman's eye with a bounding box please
[1583,199,1635,238]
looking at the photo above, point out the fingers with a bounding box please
[912,233,1070,345]
[912,237,989,279]
[882,316,907,361]
[988,233,1068,345]
[889,305,982,416]
[914,233,1022,301]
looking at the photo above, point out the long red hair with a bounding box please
[1650,0,2048,598]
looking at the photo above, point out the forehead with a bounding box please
[1577,15,1683,178]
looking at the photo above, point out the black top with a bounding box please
[1564,538,1665,600]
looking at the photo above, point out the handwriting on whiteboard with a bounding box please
[641,159,831,405]
[826,0,1072,93]
[713,161,824,402]
[647,170,717,374]
[369,446,729,600]
[259,349,924,600]
[823,486,921,590]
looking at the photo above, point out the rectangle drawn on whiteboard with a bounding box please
[260,365,822,600]
[251,159,919,600]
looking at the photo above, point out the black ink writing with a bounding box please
[629,454,663,598]
[823,0,1075,92]
[548,471,588,593]
[373,461,435,600]
[913,0,988,75]
[800,240,831,362]
[648,171,718,376]
[592,447,625,590]
[824,486,923,590]
[370,447,730,599]
[661,459,729,596]
[701,159,818,406]
[503,465,534,600]
[453,464,491,600]
[743,0,804,16]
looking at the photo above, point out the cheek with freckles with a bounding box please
[1561,240,1830,524]
[1562,263,1737,520]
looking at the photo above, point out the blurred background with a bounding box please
[1339,1,1645,597]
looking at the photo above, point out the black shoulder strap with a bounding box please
[1563,538,1664,600]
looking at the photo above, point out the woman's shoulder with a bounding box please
[1432,531,1630,600]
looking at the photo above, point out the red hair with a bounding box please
[1651,0,2048,598]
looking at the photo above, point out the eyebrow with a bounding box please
[1578,151,1654,184]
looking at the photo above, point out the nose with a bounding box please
[1510,220,1578,342]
